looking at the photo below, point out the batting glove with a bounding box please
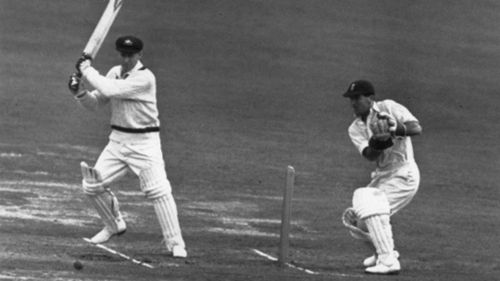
[68,72,81,95]
[68,72,88,98]
[75,54,93,74]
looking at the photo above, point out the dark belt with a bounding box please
[111,125,160,133]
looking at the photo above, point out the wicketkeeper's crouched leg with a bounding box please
[346,187,400,274]
[140,166,187,257]
[81,162,126,244]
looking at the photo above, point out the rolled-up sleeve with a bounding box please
[384,100,418,123]
[348,122,370,155]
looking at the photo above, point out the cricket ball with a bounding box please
[73,260,83,270]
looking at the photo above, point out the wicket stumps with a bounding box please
[278,165,295,267]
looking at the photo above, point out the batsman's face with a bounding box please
[349,95,372,117]
[119,51,142,73]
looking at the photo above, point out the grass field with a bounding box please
[1,0,500,280]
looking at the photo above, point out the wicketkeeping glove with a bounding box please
[370,117,389,136]
[368,112,395,150]
[377,112,408,136]
[376,112,397,134]
[368,135,394,150]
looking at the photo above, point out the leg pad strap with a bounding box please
[81,161,105,195]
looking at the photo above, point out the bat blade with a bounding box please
[82,0,124,59]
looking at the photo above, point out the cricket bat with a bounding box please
[82,0,124,59]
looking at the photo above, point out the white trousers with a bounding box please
[95,136,166,184]
[368,162,420,215]
[90,133,185,250]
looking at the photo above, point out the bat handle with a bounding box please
[81,52,94,60]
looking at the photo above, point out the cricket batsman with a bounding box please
[340,80,422,274]
[68,35,187,258]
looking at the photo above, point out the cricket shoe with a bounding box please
[90,219,127,244]
[172,245,187,258]
[363,250,399,267]
[365,258,400,275]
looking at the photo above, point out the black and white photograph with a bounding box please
[1,0,499,280]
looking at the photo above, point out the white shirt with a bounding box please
[77,61,161,142]
[348,100,418,171]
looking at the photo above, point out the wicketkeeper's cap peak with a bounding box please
[343,80,375,98]
[115,35,143,54]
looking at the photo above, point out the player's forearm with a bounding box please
[82,67,147,99]
[76,90,105,111]
[402,121,422,136]
[82,67,123,97]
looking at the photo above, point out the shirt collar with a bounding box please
[121,61,143,78]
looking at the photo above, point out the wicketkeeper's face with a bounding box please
[349,95,372,117]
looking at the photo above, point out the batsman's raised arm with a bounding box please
[75,55,153,100]
[76,89,110,112]
[67,69,109,112]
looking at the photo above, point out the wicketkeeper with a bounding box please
[68,35,187,258]
[340,80,422,274]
